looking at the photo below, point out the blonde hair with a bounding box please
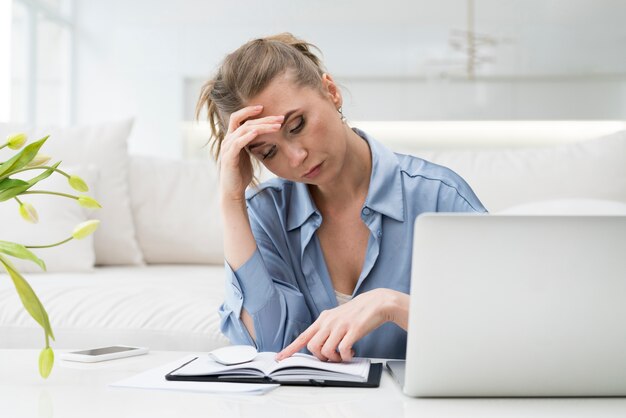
[195,33,326,160]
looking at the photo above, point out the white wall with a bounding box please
[74,0,626,157]
[0,0,11,122]
[340,77,626,121]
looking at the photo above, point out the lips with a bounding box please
[303,162,323,179]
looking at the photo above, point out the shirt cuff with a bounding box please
[224,248,276,315]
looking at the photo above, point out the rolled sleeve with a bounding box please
[218,246,311,351]
[227,249,276,315]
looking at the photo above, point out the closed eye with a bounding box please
[289,116,305,134]
[262,145,277,160]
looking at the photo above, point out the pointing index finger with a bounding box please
[275,325,316,361]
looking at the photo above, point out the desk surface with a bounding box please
[2,349,626,418]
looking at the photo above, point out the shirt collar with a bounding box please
[286,127,405,231]
[355,127,405,222]
[287,181,318,231]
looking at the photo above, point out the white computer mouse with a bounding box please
[208,345,257,366]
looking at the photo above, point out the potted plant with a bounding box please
[0,132,101,378]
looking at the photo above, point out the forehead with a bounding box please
[246,73,321,115]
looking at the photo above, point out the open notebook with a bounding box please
[165,352,382,387]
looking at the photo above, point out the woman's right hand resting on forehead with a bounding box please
[218,105,284,202]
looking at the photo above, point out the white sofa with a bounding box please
[1,120,625,352]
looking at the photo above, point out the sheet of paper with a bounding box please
[109,355,279,395]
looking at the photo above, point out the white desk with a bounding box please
[2,349,626,418]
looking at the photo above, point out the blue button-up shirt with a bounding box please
[218,128,487,359]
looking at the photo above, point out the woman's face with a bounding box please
[244,72,349,186]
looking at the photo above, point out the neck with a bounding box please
[309,127,372,213]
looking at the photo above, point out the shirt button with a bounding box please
[361,207,371,216]
[377,230,382,237]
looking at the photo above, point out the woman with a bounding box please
[197,33,486,362]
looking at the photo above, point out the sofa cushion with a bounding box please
[0,265,230,351]
[0,165,98,273]
[410,130,626,212]
[129,155,223,264]
[0,121,144,266]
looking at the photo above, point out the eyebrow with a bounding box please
[248,141,265,151]
[247,109,299,151]
[281,109,298,127]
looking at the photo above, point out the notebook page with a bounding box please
[171,352,277,377]
[268,353,370,381]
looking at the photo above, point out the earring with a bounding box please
[337,106,346,122]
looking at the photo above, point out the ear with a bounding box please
[321,73,342,108]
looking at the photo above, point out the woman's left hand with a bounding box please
[275,288,409,362]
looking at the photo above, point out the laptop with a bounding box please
[387,214,626,397]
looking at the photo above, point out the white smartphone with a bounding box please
[60,345,149,363]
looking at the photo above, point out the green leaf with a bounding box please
[0,255,55,341]
[0,184,31,202]
[0,183,34,201]
[0,136,49,179]
[0,162,60,202]
[0,178,29,192]
[0,188,25,202]
[0,240,46,271]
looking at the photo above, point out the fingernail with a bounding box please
[255,105,263,109]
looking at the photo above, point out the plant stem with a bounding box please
[0,142,8,150]
[21,190,77,200]
[8,166,69,178]
[26,236,73,249]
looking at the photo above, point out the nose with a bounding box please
[286,143,307,168]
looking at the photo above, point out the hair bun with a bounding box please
[260,32,323,69]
